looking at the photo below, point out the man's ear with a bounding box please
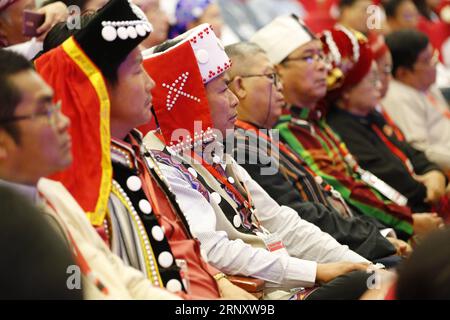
[230,76,247,100]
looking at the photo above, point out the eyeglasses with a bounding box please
[240,72,280,87]
[282,52,328,65]
[0,101,62,126]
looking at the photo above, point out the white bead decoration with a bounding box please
[233,215,242,228]
[228,177,235,184]
[210,192,221,205]
[127,25,137,39]
[162,72,200,111]
[136,24,146,37]
[168,127,216,155]
[101,25,117,42]
[151,226,164,242]
[195,49,209,64]
[112,180,161,286]
[100,3,153,43]
[127,176,142,192]
[117,26,128,40]
[166,279,183,293]
[139,199,152,214]
[158,251,174,268]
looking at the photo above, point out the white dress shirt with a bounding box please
[383,80,450,171]
[156,151,369,290]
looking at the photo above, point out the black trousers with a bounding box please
[305,271,372,300]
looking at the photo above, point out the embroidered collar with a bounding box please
[111,129,143,170]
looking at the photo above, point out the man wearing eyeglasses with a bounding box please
[251,16,434,241]
[0,52,71,186]
[225,41,406,263]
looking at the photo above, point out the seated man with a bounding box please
[383,29,450,173]
[224,41,407,262]
[252,15,440,240]
[142,23,380,300]
[40,2,254,300]
[0,186,82,299]
[0,0,181,299]
[0,48,177,299]
[325,29,450,220]
[383,0,420,32]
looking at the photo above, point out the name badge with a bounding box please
[256,231,289,256]
[359,170,408,206]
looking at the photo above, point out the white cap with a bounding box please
[250,15,315,65]
[144,23,231,84]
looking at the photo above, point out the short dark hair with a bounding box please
[383,0,410,18]
[339,0,366,10]
[385,29,429,77]
[0,49,34,143]
[152,38,183,54]
[412,0,432,20]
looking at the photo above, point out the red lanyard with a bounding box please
[236,120,319,178]
[191,150,254,213]
[371,124,415,176]
[380,107,405,142]
[40,193,109,296]
[317,122,360,173]
[157,130,256,226]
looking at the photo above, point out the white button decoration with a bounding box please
[151,226,164,242]
[127,176,142,192]
[166,279,183,293]
[228,177,235,184]
[117,26,128,40]
[136,24,146,37]
[195,49,209,64]
[210,192,221,205]
[101,25,117,42]
[158,251,174,268]
[144,23,152,33]
[188,167,198,178]
[127,25,137,39]
[233,214,242,228]
[139,199,152,214]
